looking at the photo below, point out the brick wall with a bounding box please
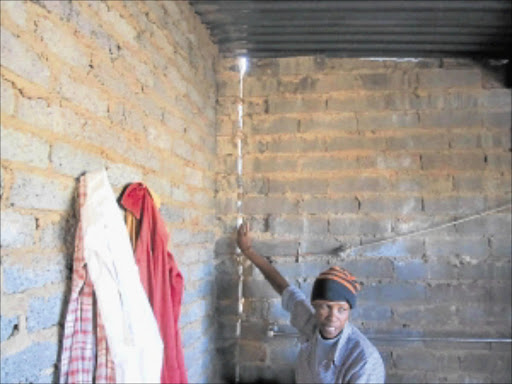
[215,57,511,383]
[2,2,511,382]
[0,1,219,383]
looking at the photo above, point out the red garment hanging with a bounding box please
[121,183,188,384]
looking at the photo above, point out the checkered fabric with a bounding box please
[59,176,115,383]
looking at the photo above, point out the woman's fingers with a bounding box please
[239,220,248,235]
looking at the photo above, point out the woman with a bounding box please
[237,222,385,384]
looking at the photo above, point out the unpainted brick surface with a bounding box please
[1,78,16,115]
[300,113,357,133]
[0,342,58,384]
[2,5,512,382]
[0,27,51,88]
[26,294,63,332]
[0,211,36,248]
[3,258,67,294]
[216,56,511,382]
[0,315,19,342]
[9,172,74,211]
[1,1,219,382]
[1,127,50,168]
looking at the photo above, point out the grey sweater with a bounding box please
[282,286,386,384]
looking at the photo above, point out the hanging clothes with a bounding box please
[125,187,161,249]
[63,169,164,383]
[59,177,115,384]
[121,183,188,384]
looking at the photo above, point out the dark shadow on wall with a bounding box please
[477,58,512,88]
[53,183,78,384]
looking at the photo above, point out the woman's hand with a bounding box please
[237,221,252,254]
[235,220,289,295]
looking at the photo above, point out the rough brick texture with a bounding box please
[1,1,219,382]
[2,3,511,383]
[216,57,511,383]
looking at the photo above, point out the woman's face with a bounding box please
[312,300,351,339]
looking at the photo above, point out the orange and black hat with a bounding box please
[311,266,361,309]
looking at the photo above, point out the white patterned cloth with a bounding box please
[282,285,386,384]
[59,175,115,384]
[82,169,163,383]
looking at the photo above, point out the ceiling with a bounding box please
[189,0,512,59]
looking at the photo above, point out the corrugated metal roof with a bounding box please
[189,0,512,59]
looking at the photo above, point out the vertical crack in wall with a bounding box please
[234,56,247,384]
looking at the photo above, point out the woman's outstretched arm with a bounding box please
[237,222,289,295]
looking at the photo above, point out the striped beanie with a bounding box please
[311,266,361,309]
